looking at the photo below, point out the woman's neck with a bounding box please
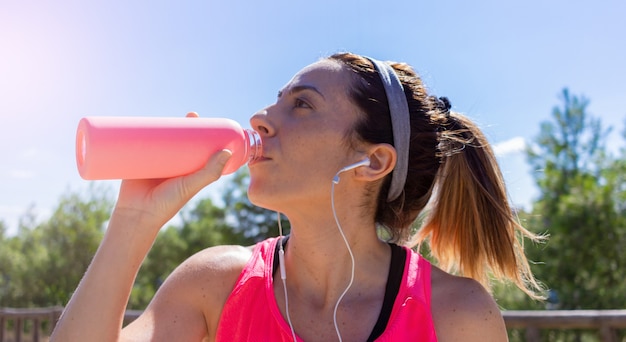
[278,212,390,308]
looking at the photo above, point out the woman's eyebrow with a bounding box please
[277,85,325,99]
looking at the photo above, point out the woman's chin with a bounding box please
[246,188,277,211]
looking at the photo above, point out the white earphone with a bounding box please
[279,156,372,342]
[332,158,371,184]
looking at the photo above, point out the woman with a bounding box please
[51,53,543,341]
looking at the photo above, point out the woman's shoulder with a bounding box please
[157,243,255,302]
[122,243,257,340]
[183,243,255,276]
[175,243,257,300]
[429,266,508,341]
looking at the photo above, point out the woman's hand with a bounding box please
[50,113,233,342]
[112,112,233,230]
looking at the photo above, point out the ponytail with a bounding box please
[414,112,545,299]
[328,52,544,299]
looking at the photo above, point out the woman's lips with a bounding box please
[248,156,271,167]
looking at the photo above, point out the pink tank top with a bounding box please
[215,237,437,341]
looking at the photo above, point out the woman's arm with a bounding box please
[50,149,232,342]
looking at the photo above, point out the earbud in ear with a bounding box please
[333,158,371,184]
[338,158,370,173]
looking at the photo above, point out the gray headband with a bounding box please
[366,57,410,202]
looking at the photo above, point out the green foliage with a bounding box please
[0,168,282,309]
[0,185,113,307]
[222,169,290,241]
[511,89,626,312]
[0,219,19,304]
[493,89,626,341]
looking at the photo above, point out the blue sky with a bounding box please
[1,0,625,235]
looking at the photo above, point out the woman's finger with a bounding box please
[176,149,233,201]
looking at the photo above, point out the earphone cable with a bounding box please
[277,212,298,342]
[276,169,357,342]
[330,180,356,342]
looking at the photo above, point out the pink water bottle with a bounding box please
[76,116,262,180]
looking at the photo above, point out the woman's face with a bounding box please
[247,59,365,212]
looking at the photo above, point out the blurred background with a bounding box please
[1,0,625,341]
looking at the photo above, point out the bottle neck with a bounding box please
[244,129,263,162]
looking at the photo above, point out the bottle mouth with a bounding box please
[245,129,263,162]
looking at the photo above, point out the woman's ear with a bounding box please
[356,143,396,182]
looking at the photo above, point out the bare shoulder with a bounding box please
[122,244,253,340]
[180,244,254,281]
[430,266,508,342]
[163,244,254,313]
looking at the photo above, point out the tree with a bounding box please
[528,89,606,211]
[523,88,625,312]
[0,219,19,306]
[1,169,287,308]
[222,169,290,242]
[0,185,113,307]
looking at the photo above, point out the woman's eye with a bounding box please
[294,98,311,109]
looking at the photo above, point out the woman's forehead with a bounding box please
[283,59,351,95]
[299,59,343,74]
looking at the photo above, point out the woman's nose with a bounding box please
[249,108,275,136]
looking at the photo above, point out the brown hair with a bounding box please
[328,52,544,299]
